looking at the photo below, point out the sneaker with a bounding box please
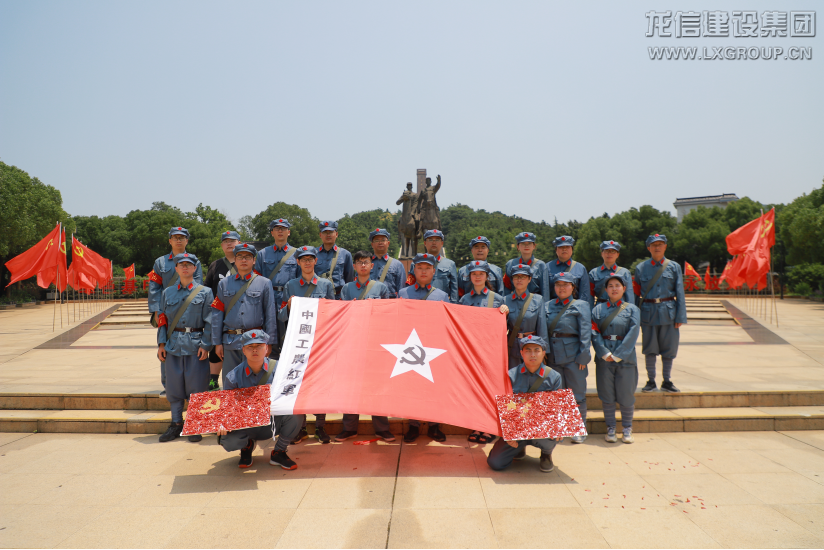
[539,453,555,472]
[622,428,634,444]
[208,377,220,391]
[238,440,256,468]
[404,425,420,443]
[291,427,308,445]
[159,422,183,443]
[334,430,358,442]
[427,425,446,443]
[375,430,396,442]
[571,434,587,444]
[661,380,680,393]
[641,379,657,392]
[188,434,203,443]
[605,427,617,443]
[315,426,330,444]
[513,447,527,460]
[270,450,297,470]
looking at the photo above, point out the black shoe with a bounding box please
[315,426,330,444]
[159,422,183,443]
[540,452,555,472]
[238,440,256,469]
[661,380,680,393]
[641,379,657,392]
[270,450,297,470]
[291,427,308,445]
[404,426,420,443]
[427,425,446,443]
[375,430,396,442]
[188,434,202,443]
[513,447,527,460]
[208,377,220,391]
[335,430,358,442]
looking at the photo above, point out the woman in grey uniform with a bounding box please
[544,271,591,443]
[591,274,641,444]
[503,264,548,369]
[459,260,509,444]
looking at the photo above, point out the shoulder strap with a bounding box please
[165,271,180,289]
[323,248,341,281]
[640,259,670,302]
[507,293,534,348]
[569,260,577,271]
[256,359,275,386]
[528,369,550,393]
[303,283,317,297]
[357,281,375,300]
[379,257,394,283]
[548,300,575,334]
[486,292,495,308]
[222,257,237,277]
[225,273,258,316]
[599,302,628,335]
[167,284,206,334]
[268,248,297,280]
[421,287,436,300]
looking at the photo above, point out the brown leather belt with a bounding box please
[643,297,676,303]
[173,327,203,333]
[552,332,577,338]
[224,326,262,335]
[604,335,624,341]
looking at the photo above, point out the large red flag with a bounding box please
[684,262,700,279]
[726,209,775,288]
[4,224,63,288]
[270,297,510,435]
[71,237,109,284]
[717,261,733,287]
[37,226,68,292]
[67,262,96,290]
[124,264,135,280]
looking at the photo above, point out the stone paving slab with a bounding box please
[2,431,824,548]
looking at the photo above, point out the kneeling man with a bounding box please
[218,330,304,470]
[487,336,563,473]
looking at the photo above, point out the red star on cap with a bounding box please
[561,237,565,240]
[528,335,532,339]
[423,254,428,257]
[302,247,307,250]
[279,219,283,222]
[559,272,564,276]
[251,332,256,337]
[525,233,529,237]
[655,233,660,237]
[177,227,182,230]
[610,241,614,244]
[225,231,229,234]
[184,253,188,257]
[475,261,480,265]
[324,222,329,226]
[243,244,248,248]
[477,236,481,239]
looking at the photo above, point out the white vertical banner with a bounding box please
[270,297,319,416]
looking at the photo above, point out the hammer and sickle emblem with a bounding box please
[74,245,84,257]
[60,242,66,254]
[760,220,773,238]
[45,239,54,250]
[399,345,426,365]
[199,398,221,414]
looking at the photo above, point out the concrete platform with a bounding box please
[1,430,823,548]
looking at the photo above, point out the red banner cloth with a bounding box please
[124,264,135,280]
[182,386,272,436]
[4,224,63,288]
[496,389,587,440]
[726,209,775,288]
[67,263,96,290]
[37,227,68,292]
[684,262,700,279]
[269,296,510,436]
[71,237,110,284]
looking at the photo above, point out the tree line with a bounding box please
[2,159,823,295]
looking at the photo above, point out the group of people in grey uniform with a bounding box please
[148,220,687,473]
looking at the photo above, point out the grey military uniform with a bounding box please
[545,297,592,422]
[503,291,548,368]
[315,244,354,297]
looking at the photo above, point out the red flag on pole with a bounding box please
[725,209,775,288]
[684,262,700,279]
[717,261,732,284]
[67,263,96,290]
[270,297,510,435]
[4,224,63,288]
[37,225,68,292]
[71,237,110,284]
[124,264,135,280]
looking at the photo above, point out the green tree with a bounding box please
[778,180,824,265]
[184,203,235,266]
[0,161,73,289]
[251,203,319,248]
[236,215,255,241]
[334,209,398,257]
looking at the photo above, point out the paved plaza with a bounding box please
[1,297,823,548]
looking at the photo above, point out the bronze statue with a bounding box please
[416,174,442,236]
[396,182,419,258]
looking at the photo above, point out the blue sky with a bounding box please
[1,1,821,226]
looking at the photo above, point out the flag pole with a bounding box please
[770,254,779,328]
[52,222,59,332]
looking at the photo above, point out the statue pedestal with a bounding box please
[399,259,412,273]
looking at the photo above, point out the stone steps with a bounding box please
[3,390,823,412]
[1,407,821,435]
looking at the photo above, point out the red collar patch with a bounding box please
[538,366,545,377]
[519,257,533,266]
[608,300,622,308]
[520,365,526,374]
